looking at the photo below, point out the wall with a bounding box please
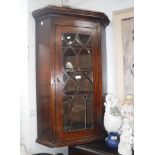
[65,0,134,96]
[20,0,133,155]
[21,1,68,155]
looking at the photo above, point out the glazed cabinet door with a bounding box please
[55,25,103,145]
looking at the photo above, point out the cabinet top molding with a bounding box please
[32,5,110,27]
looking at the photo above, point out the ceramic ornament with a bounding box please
[118,95,134,155]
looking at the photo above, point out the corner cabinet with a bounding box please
[32,6,110,147]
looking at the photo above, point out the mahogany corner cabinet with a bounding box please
[32,6,110,147]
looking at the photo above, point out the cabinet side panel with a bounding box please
[36,18,53,141]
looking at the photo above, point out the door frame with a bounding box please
[54,24,103,142]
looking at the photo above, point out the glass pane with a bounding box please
[62,32,94,131]
[86,38,92,47]
[78,34,90,44]
[71,95,86,130]
[63,48,77,70]
[63,96,71,131]
[86,94,93,128]
[63,70,69,82]
[72,36,82,47]
[79,78,92,93]
[73,72,83,82]
[64,78,77,95]
[62,33,75,46]
[79,48,91,69]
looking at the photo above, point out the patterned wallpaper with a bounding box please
[122,17,134,96]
